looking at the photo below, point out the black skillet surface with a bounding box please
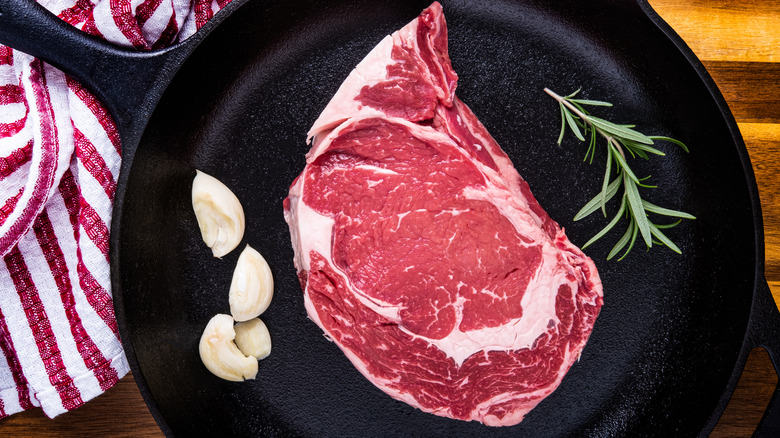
[0,0,778,436]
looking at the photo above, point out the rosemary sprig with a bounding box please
[544,87,695,260]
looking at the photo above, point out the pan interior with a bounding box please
[117,0,756,436]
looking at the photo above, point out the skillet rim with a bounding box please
[109,1,772,436]
[634,1,773,434]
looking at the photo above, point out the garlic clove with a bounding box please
[191,170,245,258]
[229,245,274,321]
[234,318,272,360]
[198,314,258,381]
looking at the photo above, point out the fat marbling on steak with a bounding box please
[283,2,603,426]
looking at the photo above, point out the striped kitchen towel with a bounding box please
[0,0,231,419]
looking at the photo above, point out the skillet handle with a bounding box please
[747,279,780,437]
[0,0,189,150]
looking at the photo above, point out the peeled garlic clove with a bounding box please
[199,314,257,381]
[229,245,274,321]
[192,170,245,258]
[234,318,272,360]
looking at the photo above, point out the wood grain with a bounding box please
[705,62,780,123]
[0,0,777,436]
[648,0,780,62]
[740,123,780,280]
[654,1,780,434]
[0,374,162,438]
[711,349,778,438]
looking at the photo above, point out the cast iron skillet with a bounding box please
[0,0,778,436]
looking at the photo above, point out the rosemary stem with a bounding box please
[543,87,563,100]
[545,88,584,118]
[607,137,626,161]
[544,88,627,160]
[546,86,693,258]
[544,88,588,119]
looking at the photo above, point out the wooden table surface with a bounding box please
[1,0,778,436]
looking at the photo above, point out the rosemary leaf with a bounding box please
[623,175,653,247]
[632,148,649,160]
[623,139,666,157]
[557,104,567,145]
[642,200,696,219]
[583,195,627,249]
[583,133,593,162]
[569,98,613,107]
[589,117,654,144]
[601,144,613,215]
[564,109,586,141]
[588,128,597,164]
[569,101,589,115]
[608,219,634,260]
[574,177,622,221]
[655,219,682,229]
[618,220,640,261]
[650,224,682,254]
[624,144,637,159]
[610,144,641,184]
[649,135,689,153]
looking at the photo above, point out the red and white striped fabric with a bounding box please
[0,0,231,419]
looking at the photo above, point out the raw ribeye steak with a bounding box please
[283,2,603,427]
